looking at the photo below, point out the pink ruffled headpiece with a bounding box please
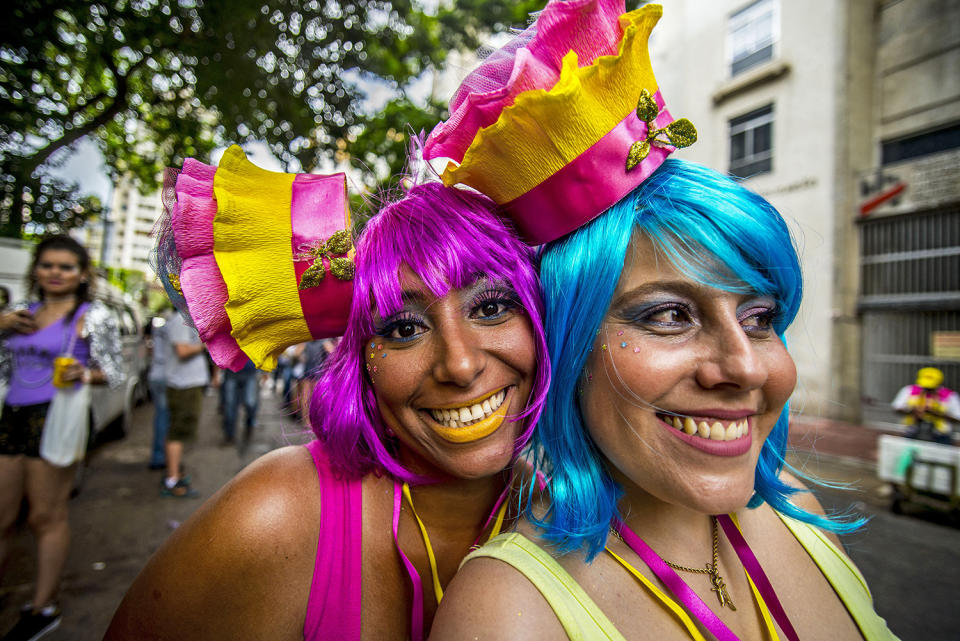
[423,0,628,162]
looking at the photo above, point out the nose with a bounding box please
[694,317,768,391]
[431,319,486,387]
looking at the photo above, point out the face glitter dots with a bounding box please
[620,342,627,348]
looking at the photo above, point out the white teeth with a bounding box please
[661,414,752,442]
[428,389,508,428]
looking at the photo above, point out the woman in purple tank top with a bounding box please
[0,235,123,640]
[104,146,550,640]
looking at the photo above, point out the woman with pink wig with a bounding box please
[104,146,549,640]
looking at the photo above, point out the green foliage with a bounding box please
[0,0,547,238]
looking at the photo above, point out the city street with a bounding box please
[0,388,958,640]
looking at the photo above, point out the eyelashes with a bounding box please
[374,312,427,342]
[469,287,522,321]
[619,298,780,334]
[372,286,523,342]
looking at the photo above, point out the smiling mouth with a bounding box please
[428,388,508,429]
[656,413,751,442]
[425,387,512,444]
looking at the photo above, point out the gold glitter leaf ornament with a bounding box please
[296,228,356,290]
[298,262,326,290]
[625,90,698,173]
[626,140,651,171]
[665,118,698,148]
[167,273,183,295]
[324,229,353,255]
[635,89,660,123]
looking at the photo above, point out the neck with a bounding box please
[42,293,78,305]
[613,473,719,562]
[406,470,511,539]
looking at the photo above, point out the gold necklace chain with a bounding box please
[662,516,736,610]
[611,515,736,611]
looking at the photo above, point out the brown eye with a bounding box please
[397,322,417,338]
[480,302,500,317]
[648,308,685,324]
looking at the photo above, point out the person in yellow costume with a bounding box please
[892,367,960,445]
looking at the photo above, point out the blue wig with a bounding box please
[532,159,860,559]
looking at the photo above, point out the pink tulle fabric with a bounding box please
[172,158,250,371]
[424,0,627,162]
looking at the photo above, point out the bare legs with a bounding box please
[0,454,74,609]
[165,439,184,482]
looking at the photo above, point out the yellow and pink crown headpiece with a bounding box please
[158,145,353,371]
[425,1,695,244]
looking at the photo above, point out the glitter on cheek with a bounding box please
[381,353,386,358]
[377,344,383,350]
[601,344,607,351]
[633,347,641,353]
[620,342,627,348]
[617,330,624,336]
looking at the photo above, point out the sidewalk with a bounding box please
[0,383,306,640]
[787,414,901,465]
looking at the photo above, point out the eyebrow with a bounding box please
[610,279,704,308]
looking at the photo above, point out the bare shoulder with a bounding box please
[104,446,321,641]
[429,550,566,641]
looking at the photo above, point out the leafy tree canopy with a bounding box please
[0,0,546,237]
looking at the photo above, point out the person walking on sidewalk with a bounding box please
[220,358,259,451]
[146,310,171,470]
[162,312,208,498]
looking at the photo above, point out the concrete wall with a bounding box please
[875,0,960,141]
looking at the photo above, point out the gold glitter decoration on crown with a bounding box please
[167,273,183,295]
[625,89,697,172]
[297,228,355,290]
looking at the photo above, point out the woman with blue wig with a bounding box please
[426,2,897,639]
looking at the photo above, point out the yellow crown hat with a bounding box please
[161,145,354,371]
[436,3,696,244]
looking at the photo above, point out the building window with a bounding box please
[729,104,773,178]
[728,0,777,76]
[881,122,960,165]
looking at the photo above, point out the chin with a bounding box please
[666,473,757,515]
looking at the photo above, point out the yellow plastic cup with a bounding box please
[52,355,78,388]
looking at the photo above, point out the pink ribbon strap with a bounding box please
[717,514,800,641]
[504,90,674,244]
[612,518,741,641]
[290,173,352,339]
[393,482,426,641]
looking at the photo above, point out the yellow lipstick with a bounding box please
[430,388,513,444]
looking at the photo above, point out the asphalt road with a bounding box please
[1,390,957,640]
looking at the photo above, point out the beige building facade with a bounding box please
[647,0,960,424]
[83,174,161,275]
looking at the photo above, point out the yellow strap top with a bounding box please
[402,482,509,606]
